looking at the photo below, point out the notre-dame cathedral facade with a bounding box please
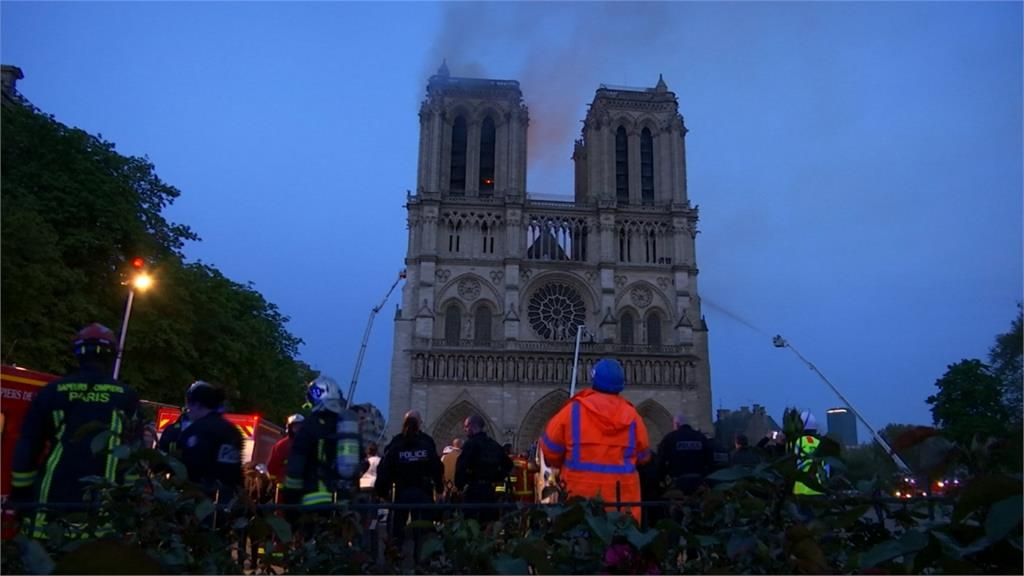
[387,64,712,451]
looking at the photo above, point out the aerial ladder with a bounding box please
[346,270,406,409]
[772,334,913,474]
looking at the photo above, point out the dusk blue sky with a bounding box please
[3,2,1021,442]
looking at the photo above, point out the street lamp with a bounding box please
[113,259,154,379]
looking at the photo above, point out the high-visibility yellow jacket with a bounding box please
[540,388,651,524]
[793,434,828,496]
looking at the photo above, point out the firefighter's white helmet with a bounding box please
[800,410,818,432]
[306,376,343,409]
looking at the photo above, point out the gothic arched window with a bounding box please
[450,116,467,191]
[445,303,462,344]
[646,311,662,346]
[480,116,496,193]
[621,311,635,345]
[615,126,629,204]
[641,128,654,205]
[474,304,492,343]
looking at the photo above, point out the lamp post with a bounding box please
[113,262,153,380]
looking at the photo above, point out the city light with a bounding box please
[133,273,153,291]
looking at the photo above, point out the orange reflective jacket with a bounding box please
[540,388,651,523]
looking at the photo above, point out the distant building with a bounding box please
[826,407,858,446]
[714,404,781,447]
[1,64,25,105]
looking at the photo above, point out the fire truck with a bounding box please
[1,365,54,538]
[152,406,283,466]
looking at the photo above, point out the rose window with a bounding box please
[528,283,586,341]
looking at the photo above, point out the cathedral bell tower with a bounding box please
[416,61,529,199]
[573,74,688,207]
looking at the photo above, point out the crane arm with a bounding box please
[346,270,406,408]
[772,335,913,474]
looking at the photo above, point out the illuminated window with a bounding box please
[450,116,467,191]
[616,126,629,203]
[480,116,496,193]
[641,128,654,205]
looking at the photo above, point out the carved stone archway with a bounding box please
[517,389,570,453]
[636,399,674,449]
[431,397,497,451]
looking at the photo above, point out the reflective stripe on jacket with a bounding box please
[540,388,650,523]
[793,435,827,496]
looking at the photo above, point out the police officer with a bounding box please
[454,414,512,524]
[283,376,364,509]
[375,410,443,546]
[657,413,714,495]
[10,323,140,538]
[177,382,242,502]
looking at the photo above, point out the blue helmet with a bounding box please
[591,358,625,394]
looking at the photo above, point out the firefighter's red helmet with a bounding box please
[71,323,118,356]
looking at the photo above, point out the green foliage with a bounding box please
[988,303,1023,428]
[5,444,1022,575]
[1,90,312,422]
[927,359,1013,446]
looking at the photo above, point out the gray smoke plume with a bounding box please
[423,3,676,196]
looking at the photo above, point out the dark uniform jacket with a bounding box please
[375,431,443,499]
[657,425,714,490]
[178,411,243,499]
[454,431,512,499]
[157,412,190,457]
[10,366,140,507]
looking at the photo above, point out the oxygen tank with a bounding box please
[335,408,362,484]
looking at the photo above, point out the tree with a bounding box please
[926,359,1011,445]
[988,303,1022,427]
[1,86,312,421]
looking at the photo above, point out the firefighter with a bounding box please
[266,413,304,501]
[510,451,535,504]
[177,382,243,503]
[793,411,829,496]
[282,376,364,509]
[454,414,512,524]
[541,358,651,525]
[10,323,141,538]
[495,442,514,501]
